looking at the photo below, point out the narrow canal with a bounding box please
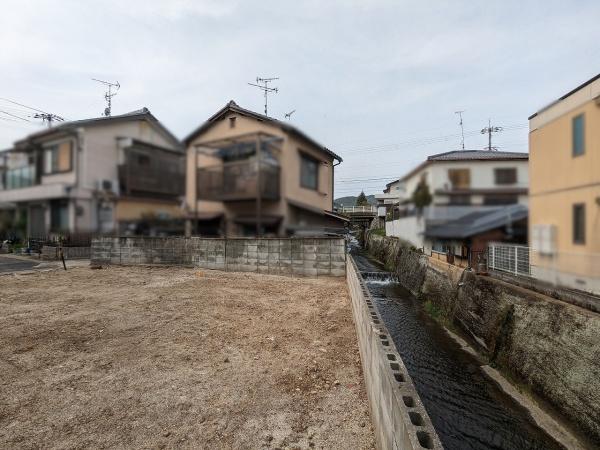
[351,246,563,450]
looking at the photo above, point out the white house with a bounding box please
[381,150,529,253]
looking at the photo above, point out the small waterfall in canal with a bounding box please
[350,244,563,450]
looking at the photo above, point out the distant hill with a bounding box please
[334,195,376,208]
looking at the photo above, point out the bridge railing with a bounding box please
[338,205,377,214]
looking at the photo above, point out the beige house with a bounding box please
[183,101,347,236]
[0,108,185,236]
[529,73,600,293]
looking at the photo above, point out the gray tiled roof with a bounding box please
[425,204,528,239]
[14,107,181,149]
[427,150,528,161]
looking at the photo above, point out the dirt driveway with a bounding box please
[0,266,374,449]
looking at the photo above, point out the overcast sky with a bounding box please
[1,0,599,196]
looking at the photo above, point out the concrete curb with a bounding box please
[347,256,443,450]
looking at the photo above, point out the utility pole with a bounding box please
[455,110,465,150]
[481,119,503,151]
[92,78,120,116]
[248,77,279,116]
[255,135,262,237]
[33,112,64,128]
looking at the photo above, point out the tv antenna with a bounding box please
[248,77,278,116]
[284,109,296,120]
[481,119,503,151]
[455,110,465,150]
[92,78,120,116]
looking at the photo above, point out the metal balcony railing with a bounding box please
[197,160,280,201]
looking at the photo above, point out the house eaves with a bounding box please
[183,101,342,163]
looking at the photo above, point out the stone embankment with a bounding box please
[366,233,600,447]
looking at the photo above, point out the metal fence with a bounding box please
[338,205,377,214]
[488,243,531,277]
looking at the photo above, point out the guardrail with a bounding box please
[338,205,377,213]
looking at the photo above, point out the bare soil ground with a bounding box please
[0,266,374,449]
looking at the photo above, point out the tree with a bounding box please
[355,191,369,207]
[412,179,432,212]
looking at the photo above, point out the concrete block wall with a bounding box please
[346,256,442,450]
[91,236,346,277]
[41,245,91,260]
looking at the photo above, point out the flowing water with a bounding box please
[351,246,563,450]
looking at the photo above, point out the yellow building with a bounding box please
[529,74,600,294]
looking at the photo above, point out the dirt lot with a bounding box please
[0,266,374,449]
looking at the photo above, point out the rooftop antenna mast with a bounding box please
[248,77,278,116]
[284,109,296,120]
[481,119,503,151]
[92,78,120,116]
[455,110,465,150]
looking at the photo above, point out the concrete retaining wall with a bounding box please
[346,256,442,450]
[91,236,346,277]
[365,232,600,445]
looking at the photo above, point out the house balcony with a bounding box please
[0,181,68,204]
[118,164,185,198]
[197,160,280,202]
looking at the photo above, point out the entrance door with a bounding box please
[29,205,45,236]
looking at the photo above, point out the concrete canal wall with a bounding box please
[91,236,346,277]
[346,257,442,450]
[365,233,600,445]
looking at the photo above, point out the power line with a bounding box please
[0,97,48,114]
[0,98,64,127]
[0,110,32,122]
[248,77,278,116]
[337,124,527,155]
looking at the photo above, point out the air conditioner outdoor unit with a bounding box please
[532,224,556,255]
[97,179,119,196]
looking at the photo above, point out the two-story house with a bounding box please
[0,108,185,236]
[382,150,529,255]
[529,73,600,294]
[183,101,347,236]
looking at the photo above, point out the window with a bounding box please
[573,203,586,244]
[572,114,585,157]
[50,199,69,232]
[229,116,236,128]
[494,168,517,185]
[300,153,319,190]
[44,141,72,174]
[448,168,470,189]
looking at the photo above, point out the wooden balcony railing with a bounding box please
[197,160,280,202]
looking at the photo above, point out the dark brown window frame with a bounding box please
[43,141,73,175]
[573,203,586,245]
[494,167,517,185]
[299,151,319,191]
